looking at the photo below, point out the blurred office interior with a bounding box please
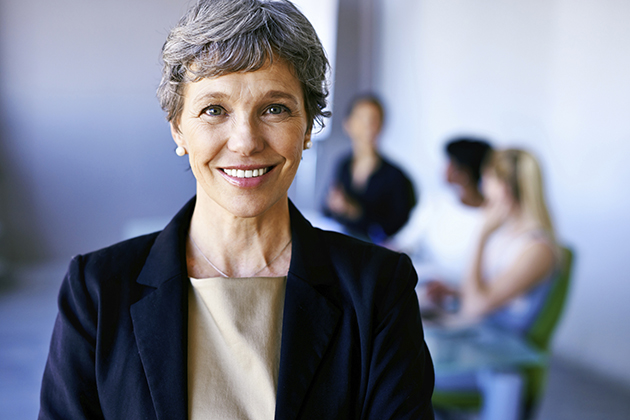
[1,0,629,418]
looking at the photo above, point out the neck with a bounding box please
[350,150,381,189]
[352,145,379,163]
[188,188,292,278]
[504,205,538,232]
[459,187,485,208]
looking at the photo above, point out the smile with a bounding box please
[222,167,271,179]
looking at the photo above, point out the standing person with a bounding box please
[323,94,416,244]
[38,1,434,419]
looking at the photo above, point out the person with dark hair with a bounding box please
[393,136,493,285]
[425,148,560,420]
[323,93,416,244]
[38,2,434,419]
[427,148,559,328]
[445,137,493,207]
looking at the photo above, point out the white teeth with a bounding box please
[224,167,268,178]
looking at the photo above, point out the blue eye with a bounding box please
[268,105,287,115]
[204,106,224,116]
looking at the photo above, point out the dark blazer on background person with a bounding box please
[39,197,434,420]
[324,154,417,243]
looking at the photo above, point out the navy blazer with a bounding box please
[323,154,416,242]
[39,198,434,419]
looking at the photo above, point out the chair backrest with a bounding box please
[525,246,574,351]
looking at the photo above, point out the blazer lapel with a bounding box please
[274,203,341,420]
[127,198,340,420]
[130,198,195,420]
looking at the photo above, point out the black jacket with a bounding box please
[39,197,434,419]
[324,155,417,242]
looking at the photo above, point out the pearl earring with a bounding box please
[304,140,313,150]
[175,146,186,156]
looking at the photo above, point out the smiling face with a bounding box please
[171,59,312,219]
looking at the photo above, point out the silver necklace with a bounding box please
[189,234,292,278]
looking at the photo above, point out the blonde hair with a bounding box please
[484,149,556,243]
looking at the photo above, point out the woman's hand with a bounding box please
[326,186,362,220]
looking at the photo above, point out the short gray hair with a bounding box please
[157,0,331,131]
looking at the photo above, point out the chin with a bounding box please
[225,196,288,220]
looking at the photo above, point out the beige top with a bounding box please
[188,276,287,420]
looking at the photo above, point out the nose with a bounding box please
[227,114,265,156]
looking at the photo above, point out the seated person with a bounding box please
[426,148,559,335]
[323,94,416,243]
[393,137,492,284]
[445,137,493,208]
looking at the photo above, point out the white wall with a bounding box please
[376,0,630,386]
[0,0,196,260]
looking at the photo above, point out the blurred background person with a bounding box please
[425,148,559,420]
[445,137,493,208]
[393,136,493,286]
[323,93,416,244]
[426,148,558,329]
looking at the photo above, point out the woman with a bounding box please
[427,148,558,333]
[426,149,558,420]
[323,94,416,244]
[38,1,434,419]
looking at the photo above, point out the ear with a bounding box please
[170,122,185,148]
[303,126,312,148]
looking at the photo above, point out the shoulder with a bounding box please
[319,228,411,273]
[522,234,557,269]
[62,233,160,301]
[517,228,558,260]
[379,157,413,184]
[311,228,418,312]
[292,202,419,309]
[78,232,159,277]
[498,227,557,278]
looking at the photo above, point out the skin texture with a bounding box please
[170,59,312,278]
[427,171,555,320]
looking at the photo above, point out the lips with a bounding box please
[222,167,271,179]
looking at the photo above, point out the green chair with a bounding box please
[432,246,574,420]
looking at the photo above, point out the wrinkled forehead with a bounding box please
[187,54,303,94]
[180,59,305,110]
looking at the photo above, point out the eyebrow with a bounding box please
[190,90,300,109]
[190,92,229,109]
[264,90,300,106]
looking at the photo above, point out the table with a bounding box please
[425,324,546,420]
[425,324,545,374]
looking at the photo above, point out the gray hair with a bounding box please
[157,0,331,131]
